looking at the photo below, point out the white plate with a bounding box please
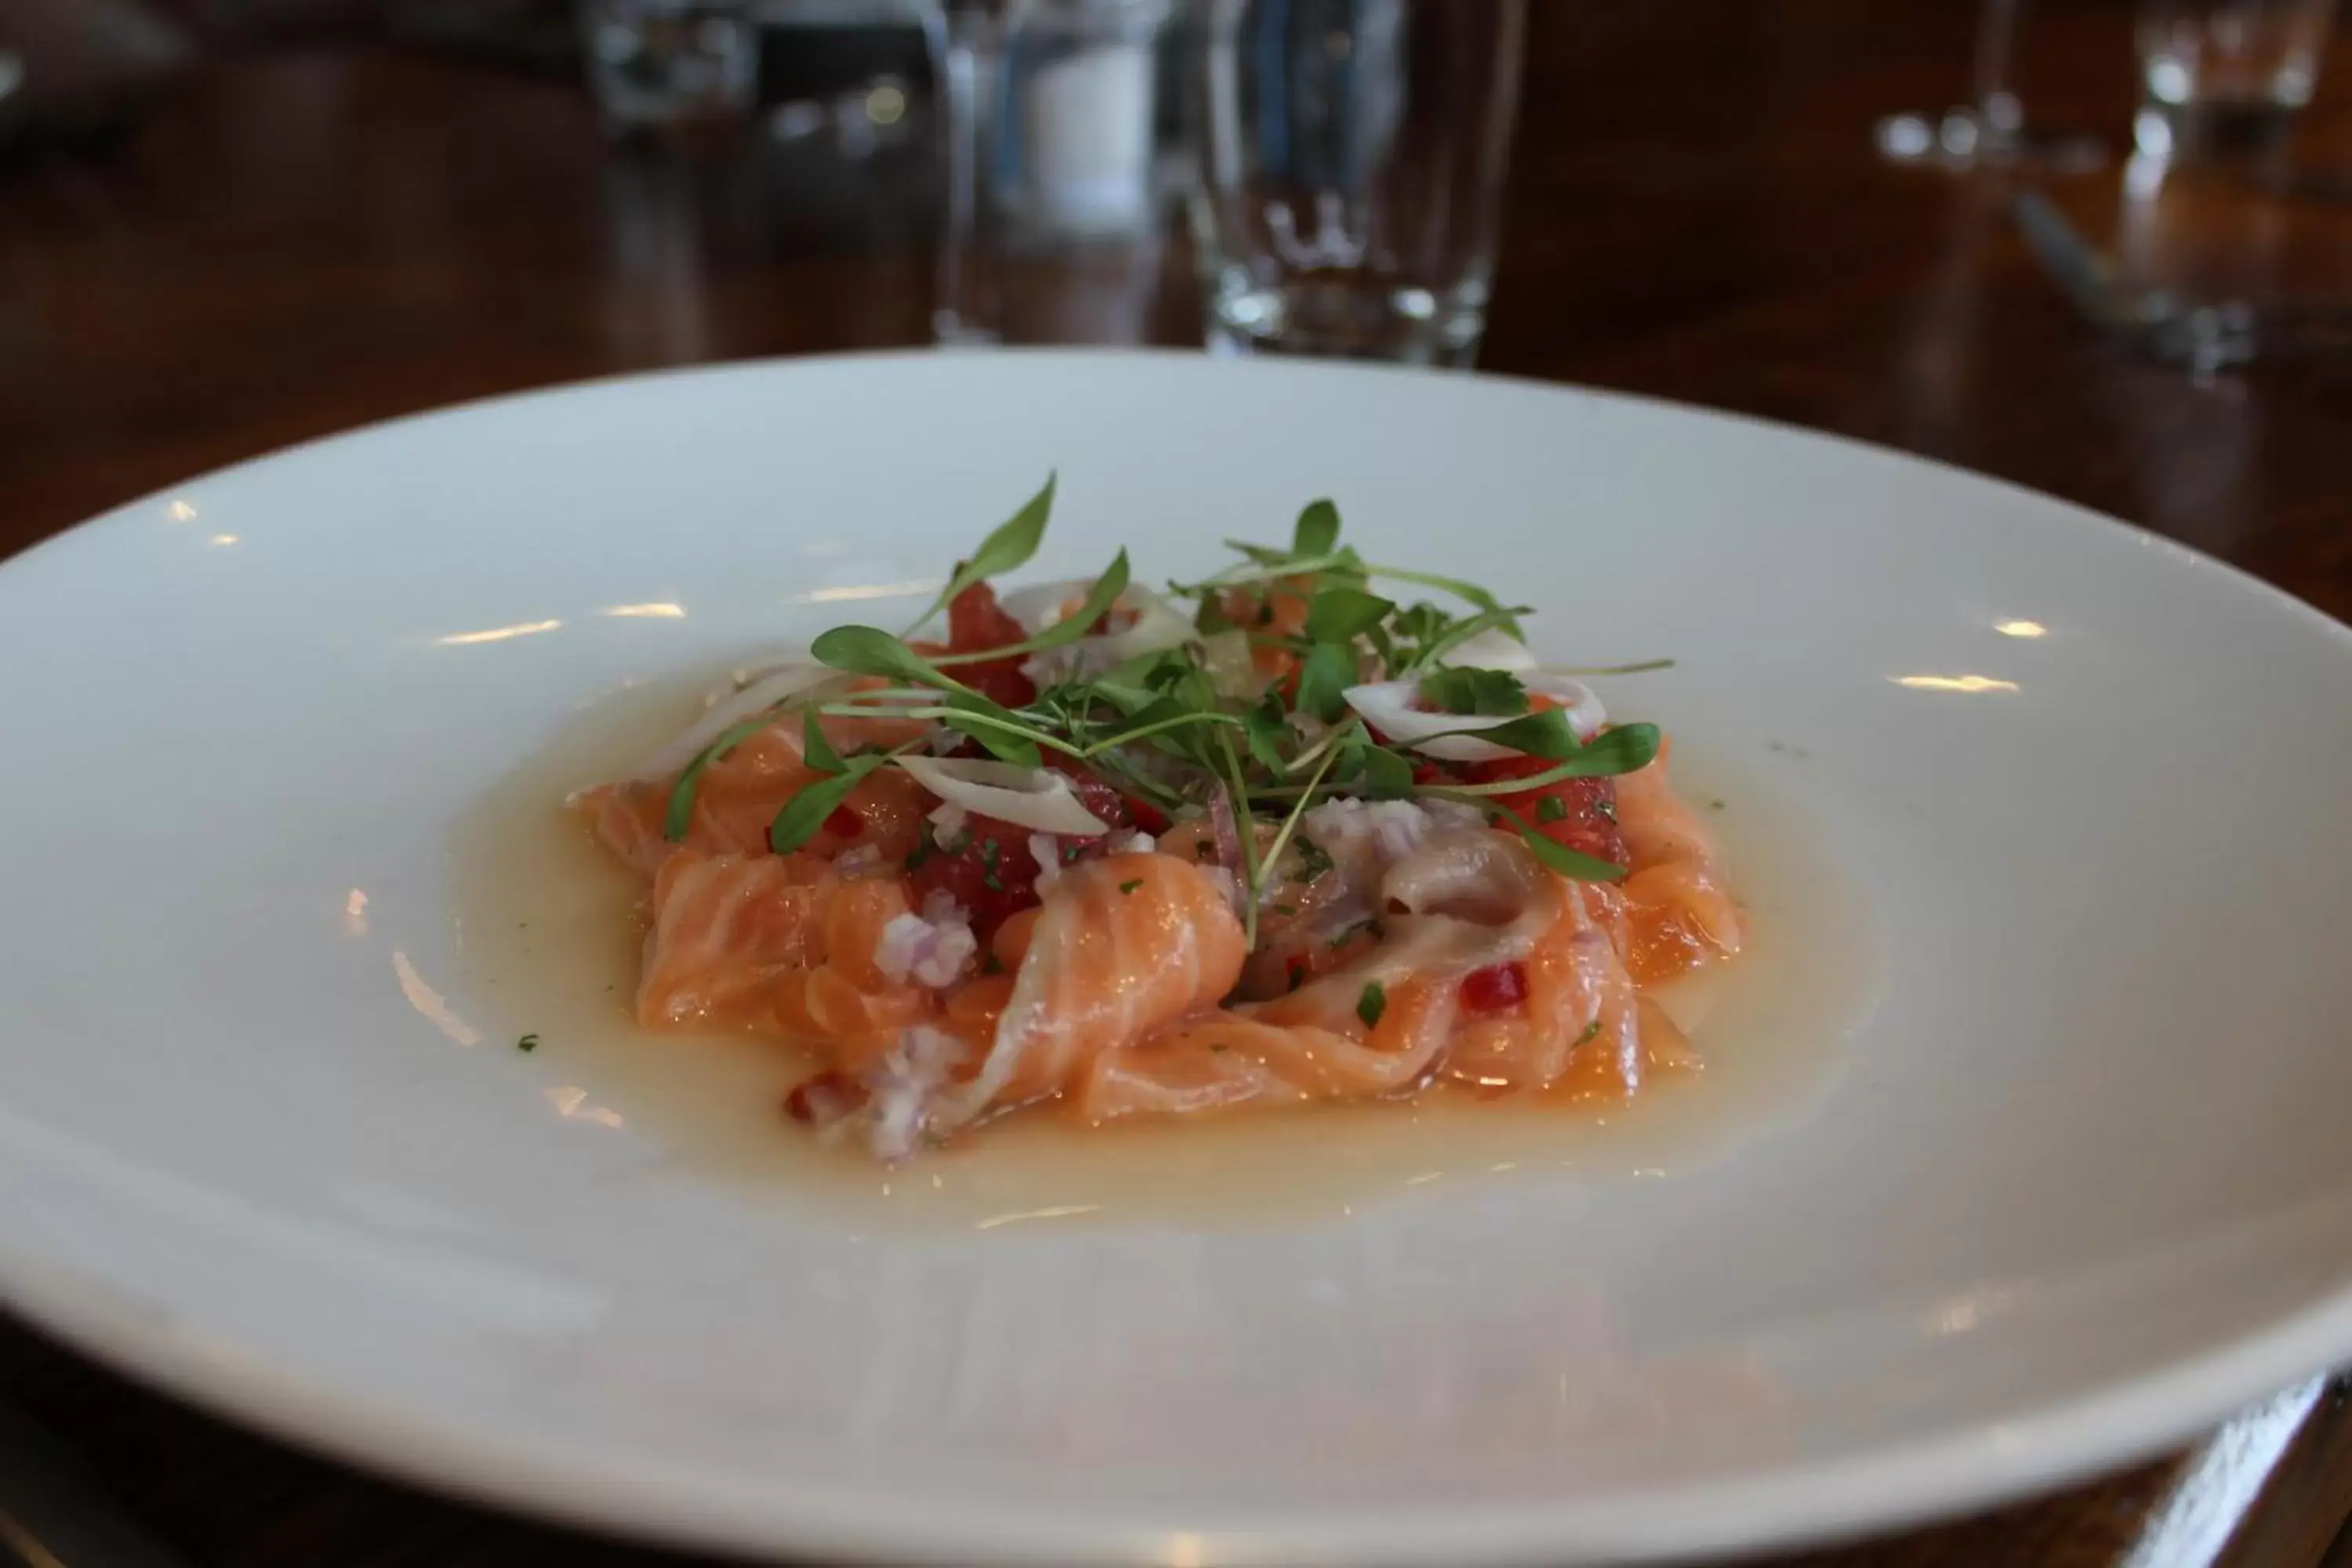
[4,351,2352,1566]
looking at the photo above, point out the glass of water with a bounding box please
[2136,0,2339,158]
[1188,0,1526,368]
[580,0,759,134]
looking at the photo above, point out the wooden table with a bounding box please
[4,3,2351,1563]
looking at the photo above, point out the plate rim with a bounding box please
[6,347,2352,1565]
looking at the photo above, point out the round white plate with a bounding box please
[5,351,2352,1566]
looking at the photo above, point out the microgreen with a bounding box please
[768,750,901,854]
[814,626,968,690]
[1293,498,1341,558]
[801,708,846,774]
[1294,641,1356,724]
[931,549,1131,667]
[1303,586,1396,643]
[664,712,783,841]
[902,473,1054,633]
[1416,666,1527,717]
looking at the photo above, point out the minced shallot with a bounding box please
[873,891,978,989]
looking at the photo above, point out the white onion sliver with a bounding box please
[1436,626,1538,672]
[1002,579,1196,688]
[1199,629,1261,700]
[1341,674,1606,762]
[628,659,833,782]
[894,755,1111,837]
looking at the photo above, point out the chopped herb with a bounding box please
[1194,840,1217,861]
[1356,981,1387,1028]
[1062,840,1087,865]
[517,1033,539,1053]
[982,951,1005,975]
[1292,834,1333,878]
[1710,798,1727,811]
[1119,878,1144,894]
[904,839,934,872]
[1332,917,1385,949]
[1536,796,1568,823]
[980,837,1004,891]
[1256,603,1274,626]
[1574,1018,1602,1046]
[1210,1041,1230,1053]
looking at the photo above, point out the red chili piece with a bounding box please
[1459,961,1530,1012]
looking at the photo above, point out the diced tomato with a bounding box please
[1460,961,1529,1012]
[945,580,1036,708]
[1458,754,1628,867]
[823,804,863,840]
[906,762,1140,939]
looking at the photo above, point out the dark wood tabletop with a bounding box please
[4,2,2352,1564]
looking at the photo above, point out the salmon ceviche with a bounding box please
[573,480,1743,1160]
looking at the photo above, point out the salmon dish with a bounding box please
[572,481,1743,1160]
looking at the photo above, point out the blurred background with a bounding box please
[7,4,2352,1566]
[0,0,2347,598]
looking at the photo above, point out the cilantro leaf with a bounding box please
[1242,694,1290,773]
[1356,980,1387,1028]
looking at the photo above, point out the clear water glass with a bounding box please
[1871,0,2106,172]
[2136,0,2338,157]
[1189,0,1526,368]
[580,0,759,133]
[931,0,1182,347]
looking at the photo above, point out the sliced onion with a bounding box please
[629,659,837,782]
[1342,674,1607,763]
[1000,579,1195,687]
[893,755,1112,836]
[1436,626,1537,672]
[1198,628,1261,700]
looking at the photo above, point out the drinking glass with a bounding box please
[1189,0,1526,368]
[579,0,758,133]
[1873,0,2105,172]
[2136,0,2338,158]
[931,0,1183,347]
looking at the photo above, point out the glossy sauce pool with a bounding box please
[450,672,1877,1232]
